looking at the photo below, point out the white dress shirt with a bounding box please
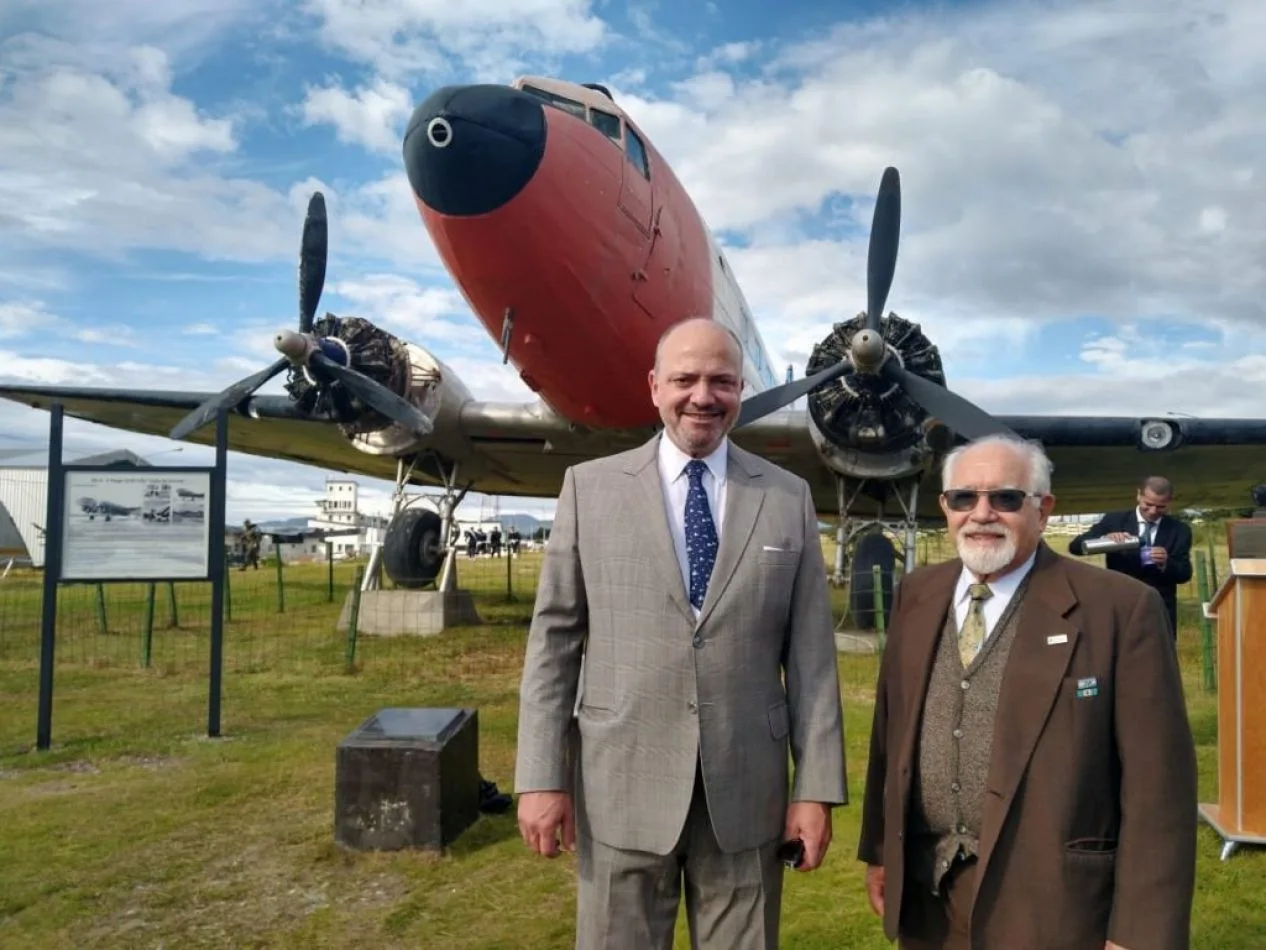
[952,547,1037,643]
[657,434,727,617]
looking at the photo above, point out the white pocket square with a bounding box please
[762,545,789,552]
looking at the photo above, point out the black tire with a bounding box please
[383,508,445,589]
[850,531,896,630]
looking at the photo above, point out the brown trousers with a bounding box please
[899,858,977,950]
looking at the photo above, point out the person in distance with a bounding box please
[1067,475,1192,640]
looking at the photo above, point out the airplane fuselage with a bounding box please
[404,77,779,430]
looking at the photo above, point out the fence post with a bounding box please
[94,583,108,635]
[345,566,365,673]
[506,545,514,602]
[1195,551,1217,693]
[872,563,887,653]
[142,583,156,668]
[1206,520,1220,594]
[166,582,179,628]
[275,547,285,614]
[327,543,334,602]
[223,552,233,623]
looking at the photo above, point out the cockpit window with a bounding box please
[520,84,585,120]
[625,127,650,179]
[589,109,622,144]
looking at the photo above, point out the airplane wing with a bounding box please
[4,384,1265,518]
[0,383,809,499]
[767,410,1266,519]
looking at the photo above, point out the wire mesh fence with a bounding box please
[0,521,1226,755]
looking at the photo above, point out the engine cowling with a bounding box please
[806,312,948,480]
[282,313,473,457]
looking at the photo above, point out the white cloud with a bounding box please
[0,1,264,65]
[958,352,1266,419]
[0,42,298,263]
[0,301,59,339]
[304,0,608,80]
[300,78,413,154]
[329,274,482,346]
[608,0,1266,370]
[6,0,1266,525]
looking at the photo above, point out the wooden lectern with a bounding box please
[1200,558,1266,859]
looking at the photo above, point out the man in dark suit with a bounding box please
[858,435,1196,950]
[1067,476,1192,638]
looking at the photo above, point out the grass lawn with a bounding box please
[0,528,1263,948]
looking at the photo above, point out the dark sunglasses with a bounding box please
[941,489,1039,513]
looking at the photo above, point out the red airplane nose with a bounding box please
[403,85,546,217]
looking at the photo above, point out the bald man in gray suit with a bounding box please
[515,318,847,950]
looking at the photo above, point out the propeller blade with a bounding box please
[310,351,434,435]
[735,359,852,428]
[298,192,328,335]
[882,362,1015,440]
[865,167,901,332]
[169,356,289,441]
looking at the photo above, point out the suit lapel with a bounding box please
[625,436,694,623]
[696,446,764,627]
[974,543,1079,891]
[894,562,959,777]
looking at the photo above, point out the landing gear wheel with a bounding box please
[383,507,444,588]
[850,531,896,630]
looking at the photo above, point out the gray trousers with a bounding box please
[574,764,784,950]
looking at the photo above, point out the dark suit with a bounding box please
[1068,510,1193,637]
[858,543,1197,950]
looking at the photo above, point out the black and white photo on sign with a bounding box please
[61,470,212,581]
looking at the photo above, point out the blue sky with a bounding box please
[1,0,1264,521]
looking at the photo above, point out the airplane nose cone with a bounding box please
[403,84,546,217]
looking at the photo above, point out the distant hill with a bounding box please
[250,516,309,531]
[499,513,552,535]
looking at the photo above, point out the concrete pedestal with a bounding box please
[338,589,482,636]
[835,630,882,654]
[334,707,480,852]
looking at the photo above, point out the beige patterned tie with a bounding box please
[959,583,993,667]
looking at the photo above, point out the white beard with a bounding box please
[956,527,1017,576]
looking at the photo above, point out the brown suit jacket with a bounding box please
[857,542,1197,950]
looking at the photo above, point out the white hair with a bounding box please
[941,434,1054,498]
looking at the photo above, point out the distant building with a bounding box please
[0,448,151,567]
[305,478,388,558]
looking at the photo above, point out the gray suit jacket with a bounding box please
[515,434,847,855]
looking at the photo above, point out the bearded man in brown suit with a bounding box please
[857,434,1197,950]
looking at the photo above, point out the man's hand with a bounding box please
[1106,942,1131,949]
[1148,546,1169,568]
[783,801,832,871]
[865,864,885,916]
[1107,532,1135,543]
[517,790,575,857]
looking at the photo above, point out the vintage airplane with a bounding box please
[76,498,141,521]
[5,75,1266,627]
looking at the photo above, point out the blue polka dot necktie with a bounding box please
[684,459,719,610]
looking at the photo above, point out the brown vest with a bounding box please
[908,576,1030,894]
